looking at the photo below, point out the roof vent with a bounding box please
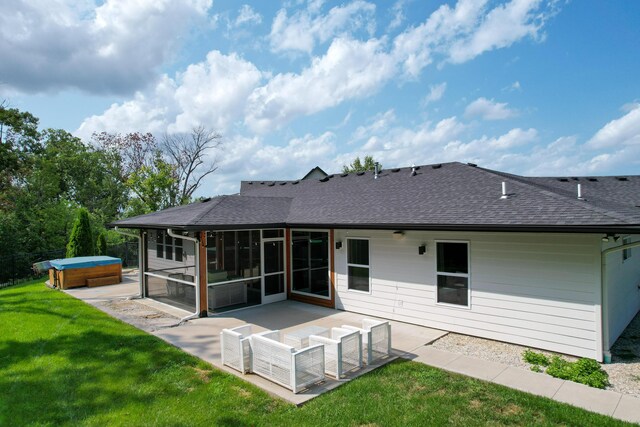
[268,182,275,187]
[292,180,300,185]
[391,168,400,173]
[571,177,579,181]
[557,178,569,182]
[374,162,380,180]
[340,173,348,177]
[202,197,212,203]
[356,171,365,176]
[577,183,585,200]
[279,182,287,185]
[616,177,629,181]
[500,182,508,200]
[587,178,598,182]
[432,164,442,169]
[467,162,477,167]
[319,177,330,182]
[411,164,417,176]
[260,181,265,185]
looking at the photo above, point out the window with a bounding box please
[156,230,184,262]
[207,230,261,283]
[436,242,469,306]
[623,237,632,261]
[347,238,369,292]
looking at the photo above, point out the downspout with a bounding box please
[167,229,201,322]
[601,239,640,363]
[114,227,143,299]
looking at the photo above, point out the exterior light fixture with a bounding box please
[418,244,426,255]
[336,241,343,250]
[392,230,405,240]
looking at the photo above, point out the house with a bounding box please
[112,162,640,362]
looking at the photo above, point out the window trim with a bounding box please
[155,230,185,262]
[290,228,332,301]
[346,237,371,294]
[435,240,471,309]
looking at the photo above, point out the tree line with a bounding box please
[0,103,222,260]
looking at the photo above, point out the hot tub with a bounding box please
[48,256,122,290]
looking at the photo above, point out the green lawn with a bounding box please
[0,281,632,426]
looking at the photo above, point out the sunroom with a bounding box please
[140,227,333,316]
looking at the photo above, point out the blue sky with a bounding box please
[2,0,639,196]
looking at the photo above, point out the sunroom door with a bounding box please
[262,238,286,304]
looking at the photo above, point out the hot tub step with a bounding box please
[86,275,121,287]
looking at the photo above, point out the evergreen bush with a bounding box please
[66,208,94,258]
[96,232,107,256]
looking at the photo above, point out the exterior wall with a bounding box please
[605,234,640,349]
[334,229,603,360]
[146,229,196,277]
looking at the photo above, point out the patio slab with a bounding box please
[64,277,447,405]
[612,394,640,424]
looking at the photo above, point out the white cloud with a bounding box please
[235,4,262,26]
[245,37,396,133]
[0,0,212,94]
[422,82,447,106]
[388,0,406,31]
[76,51,263,138]
[206,132,337,194]
[352,110,397,142]
[587,103,640,149]
[269,0,376,54]
[464,97,517,120]
[392,0,553,78]
[448,0,549,64]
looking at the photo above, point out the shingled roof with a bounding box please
[112,162,640,233]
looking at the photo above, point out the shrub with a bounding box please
[523,350,550,367]
[96,232,107,256]
[66,208,94,258]
[530,365,542,373]
[546,356,609,389]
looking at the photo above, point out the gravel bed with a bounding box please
[430,313,640,398]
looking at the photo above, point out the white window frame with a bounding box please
[435,240,471,309]
[290,228,332,301]
[155,230,184,262]
[346,237,371,294]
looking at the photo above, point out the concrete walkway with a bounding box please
[64,277,640,422]
[411,346,640,424]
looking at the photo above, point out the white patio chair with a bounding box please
[250,330,325,393]
[342,318,392,364]
[309,327,362,378]
[220,324,253,373]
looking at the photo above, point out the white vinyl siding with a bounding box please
[334,230,602,360]
[604,235,640,349]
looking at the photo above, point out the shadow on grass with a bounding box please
[0,329,198,425]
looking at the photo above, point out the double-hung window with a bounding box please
[436,241,469,306]
[347,238,370,292]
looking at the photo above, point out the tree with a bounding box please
[161,125,222,204]
[66,208,94,258]
[94,126,222,215]
[342,155,381,173]
[96,232,107,256]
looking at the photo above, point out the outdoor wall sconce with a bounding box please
[336,241,343,249]
[418,244,426,255]
[602,234,619,243]
[392,230,405,240]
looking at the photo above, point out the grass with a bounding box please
[0,281,633,426]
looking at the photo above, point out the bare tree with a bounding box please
[161,126,223,203]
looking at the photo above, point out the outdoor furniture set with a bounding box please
[220,319,392,393]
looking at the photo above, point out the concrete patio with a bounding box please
[63,272,640,422]
[64,273,447,405]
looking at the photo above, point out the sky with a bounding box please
[2,0,639,196]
